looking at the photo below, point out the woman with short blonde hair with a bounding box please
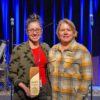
[48,18,92,100]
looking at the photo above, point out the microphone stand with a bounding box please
[10,17,14,100]
[90,15,93,100]
[44,23,53,29]
[90,27,93,100]
[10,18,14,50]
[11,26,14,50]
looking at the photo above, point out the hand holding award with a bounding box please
[29,67,40,97]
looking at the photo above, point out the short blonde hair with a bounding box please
[56,18,77,38]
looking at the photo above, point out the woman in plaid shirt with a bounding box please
[48,19,92,100]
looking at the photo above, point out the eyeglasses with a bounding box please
[27,28,42,33]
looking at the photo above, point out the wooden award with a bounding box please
[29,67,40,96]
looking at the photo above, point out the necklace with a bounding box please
[32,46,41,66]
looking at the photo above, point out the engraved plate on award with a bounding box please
[29,67,40,96]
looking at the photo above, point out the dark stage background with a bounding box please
[0,0,100,86]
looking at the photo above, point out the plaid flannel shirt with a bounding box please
[48,40,92,100]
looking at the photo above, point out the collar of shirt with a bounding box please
[54,39,77,52]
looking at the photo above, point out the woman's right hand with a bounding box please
[18,82,38,98]
[18,82,31,97]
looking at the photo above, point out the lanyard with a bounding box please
[32,46,41,66]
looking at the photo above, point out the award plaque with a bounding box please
[29,67,40,96]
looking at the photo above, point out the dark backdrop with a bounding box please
[0,0,100,85]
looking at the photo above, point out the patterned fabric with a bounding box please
[48,40,92,100]
[9,41,51,100]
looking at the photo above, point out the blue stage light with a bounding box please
[53,0,56,44]
[69,0,72,20]
[80,0,84,43]
[61,0,64,19]
[23,0,28,42]
[40,0,44,42]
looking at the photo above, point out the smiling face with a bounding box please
[57,19,77,44]
[58,22,75,44]
[27,21,42,43]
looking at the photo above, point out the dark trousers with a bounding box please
[32,86,47,100]
[13,85,49,100]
